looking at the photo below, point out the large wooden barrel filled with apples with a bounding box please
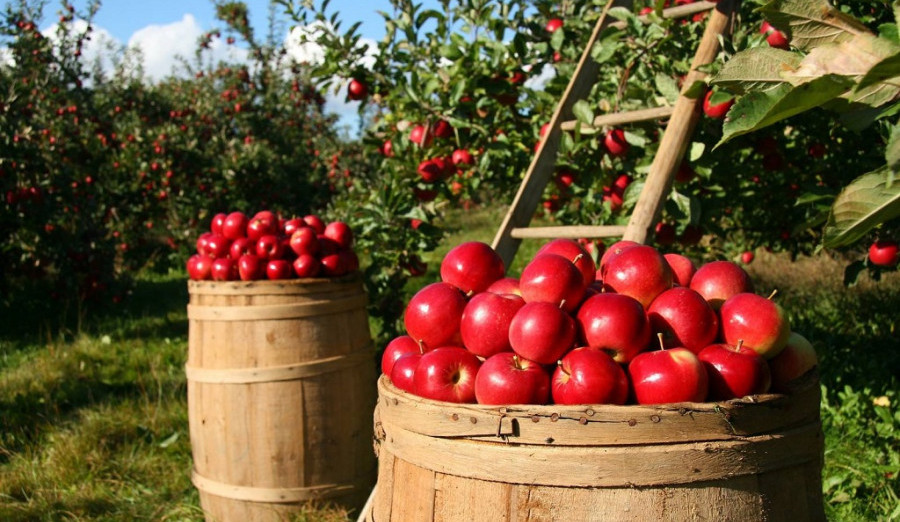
[368,239,825,522]
[185,211,377,522]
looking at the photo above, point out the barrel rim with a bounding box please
[187,271,363,294]
[375,371,821,443]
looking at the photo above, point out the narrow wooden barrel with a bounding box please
[371,373,825,522]
[187,275,377,522]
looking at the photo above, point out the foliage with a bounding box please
[0,0,341,318]
[712,0,900,259]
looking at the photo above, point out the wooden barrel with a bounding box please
[186,275,377,522]
[371,373,825,522]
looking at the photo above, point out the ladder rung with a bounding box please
[510,225,628,240]
[560,105,675,132]
[636,1,717,23]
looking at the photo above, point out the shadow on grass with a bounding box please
[0,272,189,347]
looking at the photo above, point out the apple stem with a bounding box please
[767,289,779,300]
[557,359,569,376]
[416,339,426,354]
[573,253,584,264]
[735,339,744,352]
[512,354,522,370]
[656,332,666,351]
[559,299,567,310]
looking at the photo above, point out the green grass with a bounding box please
[2,205,899,520]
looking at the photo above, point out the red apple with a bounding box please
[535,238,596,287]
[654,222,676,246]
[604,128,629,157]
[196,232,213,257]
[760,20,789,49]
[552,347,629,405]
[869,240,899,267]
[404,282,468,350]
[292,253,321,278]
[545,18,563,33]
[508,301,576,365]
[303,214,326,234]
[222,211,249,240]
[703,89,733,120]
[266,259,293,280]
[229,237,254,260]
[768,332,818,393]
[664,253,696,287]
[204,234,232,259]
[347,78,368,101]
[575,293,651,363]
[519,253,586,313]
[460,292,525,358]
[289,227,320,257]
[211,256,237,281]
[602,244,674,308]
[186,254,213,280]
[255,234,286,260]
[246,214,278,242]
[381,335,423,377]
[486,277,521,296]
[451,148,473,166]
[474,352,551,405]
[390,353,422,393]
[413,346,482,403]
[628,346,708,404]
[741,251,755,265]
[698,342,772,400]
[409,124,433,147]
[433,119,454,139]
[340,249,359,273]
[647,287,719,354]
[598,239,639,279]
[417,157,451,183]
[689,260,754,309]
[440,241,505,295]
[210,212,227,235]
[237,253,265,281]
[282,217,305,237]
[320,253,347,277]
[719,292,791,359]
[323,220,353,249]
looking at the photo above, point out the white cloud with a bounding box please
[126,14,249,83]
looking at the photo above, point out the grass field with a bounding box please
[1,205,898,521]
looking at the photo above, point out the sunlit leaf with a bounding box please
[717,75,853,146]
[823,167,900,248]
[712,47,801,94]
[758,0,871,52]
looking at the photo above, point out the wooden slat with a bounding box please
[560,105,675,133]
[623,0,740,243]
[491,0,632,269]
[510,225,627,240]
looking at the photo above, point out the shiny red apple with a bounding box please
[719,292,791,359]
[535,238,596,287]
[628,346,708,404]
[519,253,586,313]
[460,291,525,358]
[552,347,629,405]
[440,241,506,295]
[575,293,651,363]
[698,342,772,400]
[508,301,576,365]
[768,332,818,393]
[602,244,673,308]
[689,260,754,309]
[474,352,551,405]
[413,346,482,403]
[647,287,719,354]
[404,282,468,350]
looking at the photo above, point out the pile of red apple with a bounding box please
[186,210,358,281]
[382,239,818,406]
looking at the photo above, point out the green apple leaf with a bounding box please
[572,99,594,126]
[823,167,900,248]
[716,75,853,146]
[712,47,801,94]
[856,52,900,92]
[887,122,900,178]
[757,0,871,52]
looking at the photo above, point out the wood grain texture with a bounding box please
[369,371,825,522]
[187,275,377,522]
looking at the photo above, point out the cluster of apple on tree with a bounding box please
[186,210,358,281]
[382,239,818,406]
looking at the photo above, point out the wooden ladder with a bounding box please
[491,0,741,269]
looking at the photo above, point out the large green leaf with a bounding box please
[758,0,871,52]
[717,75,853,146]
[712,47,801,94]
[823,167,900,248]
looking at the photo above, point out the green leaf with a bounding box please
[572,99,594,126]
[758,0,871,52]
[712,47,802,94]
[856,52,900,92]
[823,166,900,248]
[888,122,900,177]
[655,72,680,104]
[717,75,853,146]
